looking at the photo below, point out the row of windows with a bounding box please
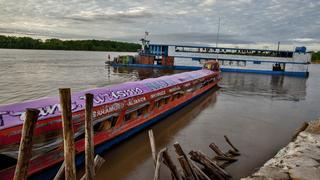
[93,76,217,133]
[220,60,247,67]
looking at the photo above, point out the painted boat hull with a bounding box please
[29,80,219,180]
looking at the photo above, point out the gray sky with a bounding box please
[1,0,320,50]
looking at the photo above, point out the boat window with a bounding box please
[172,91,184,101]
[154,96,171,109]
[94,114,119,132]
[125,103,150,121]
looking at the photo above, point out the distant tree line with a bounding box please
[0,35,141,52]
[311,51,320,62]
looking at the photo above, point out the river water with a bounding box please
[0,49,319,179]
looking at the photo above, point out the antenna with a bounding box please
[216,17,221,48]
[215,17,221,61]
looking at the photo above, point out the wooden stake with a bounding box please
[85,93,95,180]
[53,162,65,180]
[224,135,239,152]
[59,88,76,180]
[154,148,166,180]
[162,150,182,180]
[148,129,157,167]
[13,108,40,180]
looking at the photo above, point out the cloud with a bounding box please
[0,0,319,50]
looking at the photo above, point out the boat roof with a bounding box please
[0,69,215,130]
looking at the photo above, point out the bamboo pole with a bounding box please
[53,162,65,180]
[13,108,40,180]
[148,129,157,167]
[59,88,76,180]
[85,93,95,180]
[80,155,106,180]
[153,148,166,180]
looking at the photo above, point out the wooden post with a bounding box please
[85,93,95,180]
[13,108,40,180]
[53,162,65,180]
[153,148,166,180]
[209,143,227,157]
[189,161,210,180]
[59,88,76,180]
[148,129,157,167]
[224,135,239,152]
[162,150,182,180]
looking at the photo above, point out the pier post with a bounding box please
[59,88,76,180]
[13,108,40,180]
[85,93,95,180]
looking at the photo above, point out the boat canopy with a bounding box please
[0,69,215,130]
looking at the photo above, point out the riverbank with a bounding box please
[243,118,320,180]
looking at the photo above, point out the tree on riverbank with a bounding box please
[311,51,320,62]
[0,35,140,52]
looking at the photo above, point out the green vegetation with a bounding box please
[311,51,320,62]
[0,35,140,52]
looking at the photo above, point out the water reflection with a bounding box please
[220,72,307,101]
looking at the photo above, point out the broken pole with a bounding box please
[154,148,166,180]
[162,150,182,180]
[59,88,76,180]
[13,108,40,180]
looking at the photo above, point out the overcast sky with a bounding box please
[1,0,320,50]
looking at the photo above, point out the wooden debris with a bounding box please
[227,149,240,156]
[189,160,211,180]
[162,150,182,180]
[209,143,228,157]
[178,156,195,180]
[223,135,239,152]
[148,129,157,167]
[215,155,237,162]
[174,143,199,180]
[189,150,231,180]
[13,109,40,180]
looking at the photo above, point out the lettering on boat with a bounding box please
[93,103,124,118]
[150,91,166,99]
[127,97,146,106]
[89,87,144,104]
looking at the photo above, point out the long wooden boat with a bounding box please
[0,61,221,179]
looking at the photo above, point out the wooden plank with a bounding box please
[59,88,76,180]
[148,129,157,167]
[85,93,95,180]
[13,108,40,180]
